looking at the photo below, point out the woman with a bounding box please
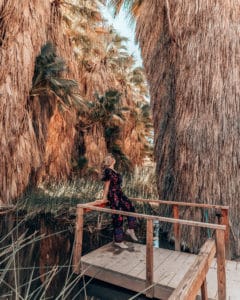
[101,154,138,249]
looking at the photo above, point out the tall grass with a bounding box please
[123,165,158,199]
[17,165,158,216]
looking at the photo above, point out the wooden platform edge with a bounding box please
[168,239,216,300]
[81,261,174,300]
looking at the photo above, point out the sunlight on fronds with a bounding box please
[31,42,88,112]
[109,0,144,18]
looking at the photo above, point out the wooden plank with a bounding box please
[78,204,226,231]
[81,262,146,294]
[82,242,138,271]
[168,239,216,300]
[153,248,173,272]
[154,251,183,285]
[131,243,174,280]
[129,197,229,210]
[146,219,154,298]
[225,260,240,300]
[82,242,146,276]
[72,207,84,274]
[166,255,193,286]
[201,279,208,300]
[205,266,218,299]
[173,205,181,251]
[163,252,196,287]
[130,246,165,278]
[111,250,141,273]
[216,229,226,300]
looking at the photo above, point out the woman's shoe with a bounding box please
[114,242,128,249]
[126,229,138,242]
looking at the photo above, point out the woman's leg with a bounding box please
[112,213,124,242]
[120,195,136,229]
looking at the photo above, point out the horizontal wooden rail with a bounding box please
[129,198,230,256]
[169,239,216,300]
[77,204,226,231]
[129,197,229,210]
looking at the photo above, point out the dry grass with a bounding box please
[17,165,157,214]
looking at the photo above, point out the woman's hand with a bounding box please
[94,199,109,205]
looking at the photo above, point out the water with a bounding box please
[82,277,151,300]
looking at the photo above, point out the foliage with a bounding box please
[18,165,157,214]
[61,0,153,169]
[31,42,86,112]
[86,90,132,171]
[71,155,88,172]
[86,90,125,125]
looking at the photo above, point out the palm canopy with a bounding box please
[31,42,86,112]
[61,0,152,170]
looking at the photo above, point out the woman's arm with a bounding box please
[95,181,110,205]
[102,180,110,200]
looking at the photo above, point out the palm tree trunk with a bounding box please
[135,0,240,255]
[0,0,79,203]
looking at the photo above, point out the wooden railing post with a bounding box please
[146,219,154,298]
[201,279,208,300]
[220,208,230,259]
[173,205,181,251]
[73,207,84,274]
[216,229,226,300]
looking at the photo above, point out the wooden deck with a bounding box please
[73,199,231,299]
[81,242,240,300]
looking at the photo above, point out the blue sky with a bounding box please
[100,4,143,66]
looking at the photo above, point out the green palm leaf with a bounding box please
[31,42,85,112]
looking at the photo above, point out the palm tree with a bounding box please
[64,1,152,173]
[0,0,81,204]
[119,66,152,165]
[90,89,132,171]
[111,0,240,255]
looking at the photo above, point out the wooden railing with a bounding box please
[73,199,228,300]
[130,198,230,257]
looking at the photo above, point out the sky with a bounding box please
[100,4,143,67]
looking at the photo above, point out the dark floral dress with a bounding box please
[102,168,136,242]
